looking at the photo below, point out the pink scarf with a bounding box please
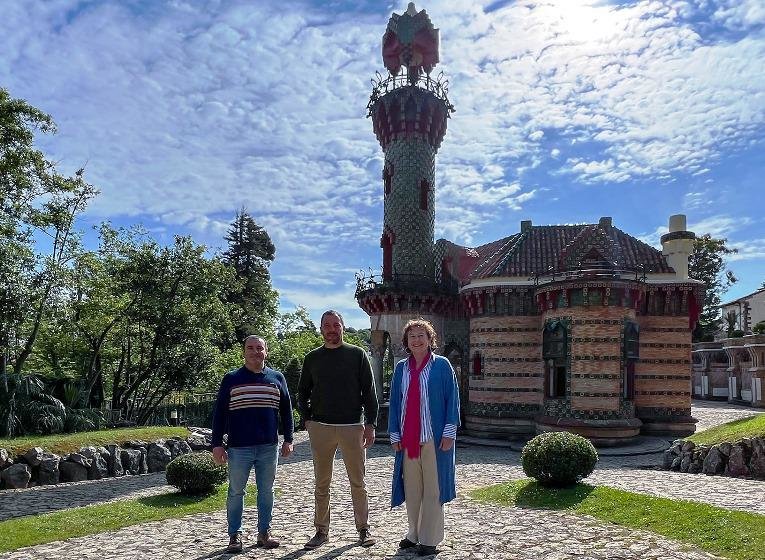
[401,353,429,459]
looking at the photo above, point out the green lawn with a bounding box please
[0,427,188,457]
[0,483,255,553]
[472,480,765,560]
[687,414,765,446]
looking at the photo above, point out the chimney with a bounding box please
[521,220,532,233]
[660,214,696,279]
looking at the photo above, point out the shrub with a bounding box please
[521,431,598,487]
[754,321,765,335]
[731,329,745,338]
[166,451,227,494]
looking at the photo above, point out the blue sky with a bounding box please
[2,0,764,328]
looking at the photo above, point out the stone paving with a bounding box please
[0,401,763,559]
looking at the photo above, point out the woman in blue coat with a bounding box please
[389,319,460,556]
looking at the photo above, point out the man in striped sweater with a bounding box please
[212,335,294,554]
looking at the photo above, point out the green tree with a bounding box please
[107,231,234,424]
[688,234,738,342]
[222,209,278,343]
[0,88,97,378]
[283,357,301,406]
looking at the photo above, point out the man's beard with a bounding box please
[323,333,341,344]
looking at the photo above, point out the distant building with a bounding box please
[719,287,765,335]
[355,4,705,444]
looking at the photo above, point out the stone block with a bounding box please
[1,463,31,489]
[60,460,89,482]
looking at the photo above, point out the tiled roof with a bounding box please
[469,223,673,279]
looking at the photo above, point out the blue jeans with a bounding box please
[227,444,279,535]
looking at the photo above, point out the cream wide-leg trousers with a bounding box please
[403,440,444,546]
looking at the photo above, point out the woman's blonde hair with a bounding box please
[401,318,438,354]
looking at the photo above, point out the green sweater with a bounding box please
[298,343,379,427]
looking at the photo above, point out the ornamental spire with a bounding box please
[382,3,440,83]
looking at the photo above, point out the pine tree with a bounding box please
[222,209,278,343]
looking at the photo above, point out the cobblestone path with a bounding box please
[0,401,762,559]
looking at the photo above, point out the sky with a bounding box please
[2,0,764,329]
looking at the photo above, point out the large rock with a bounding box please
[165,438,192,459]
[1,463,31,489]
[67,453,92,469]
[137,447,149,474]
[680,453,693,473]
[37,452,61,485]
[105,444,125,477]
[124,440,149,449]
[147,442,172,472]
[702,447,726,475]
[120,449,142,475]
[186,432,210,451]
[662,449,676,470]
[59,460,89,482]
[719,442,733,456]
[79,446,108,480]
[681,440,695,453]
[751,443,765,479]
[725,444,750,477]
[0,448,12,469]
[22,446,44,467]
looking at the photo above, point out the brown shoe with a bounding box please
[257,531,280,549]
[226,532,243,554]
[358,528,376,547]
[304,531,329,550]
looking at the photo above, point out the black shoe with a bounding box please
[358,528,376,547]
[226,532,243,554]
[399,538,417,549]
[417,544,438,556]
[257,531,280,549]
[304,531,329,550]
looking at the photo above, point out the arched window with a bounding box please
[420,179,430,210]
[543,321,567,398]
[472,351,482,378]
[623,322,639,399]
[380,229,394,281]
[383,165,393,195]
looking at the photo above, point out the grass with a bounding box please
[687,414,765,446]
[0,483,256,553]
[0,427,189,457]
[472,479,765,560]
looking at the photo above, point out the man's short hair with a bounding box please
[243,335,267,348]
[320,310,344,327]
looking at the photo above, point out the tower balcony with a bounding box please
[367,70,455,151]
[355,271,460,316]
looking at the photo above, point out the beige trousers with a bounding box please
[306,421,369,533]
[403,440,444,546]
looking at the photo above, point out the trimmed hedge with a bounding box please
[165,451,227,494]
[521,431,598,487]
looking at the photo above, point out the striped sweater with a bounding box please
[211,366,294,447]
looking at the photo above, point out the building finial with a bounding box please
[382,4,440,82]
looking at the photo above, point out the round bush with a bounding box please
[165,451,227,494]
[521,431,598,487]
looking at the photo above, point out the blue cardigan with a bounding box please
[389,354,460,507]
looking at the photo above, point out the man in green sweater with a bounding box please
[298,310,379,550]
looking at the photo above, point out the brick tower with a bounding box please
[357,3,461,428]
[369,2,453,282]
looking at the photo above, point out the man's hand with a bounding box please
[362,425,376,449]
[439,437,454,451]
[392,442,401,452]
[281,441,294,458]
[212,446,228,465]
